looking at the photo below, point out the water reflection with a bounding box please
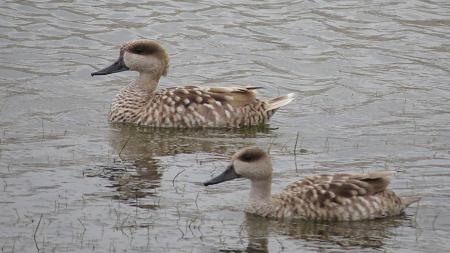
[88,124,273,206]
[229,213,414,252]
[109,124,273,158]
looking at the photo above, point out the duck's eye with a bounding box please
[131,45,158,55]
[240,154,254,162]
[238,151,263,163]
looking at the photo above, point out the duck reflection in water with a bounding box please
[88,124,272,208]
[221,213,414,252]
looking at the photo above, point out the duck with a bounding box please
[91,39,296,128]
[203,147,420,221]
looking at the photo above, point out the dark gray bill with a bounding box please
[91,56,129,76]
[204,165,240,186]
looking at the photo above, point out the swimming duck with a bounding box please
[204,147,420,221]
[91,39,295,128]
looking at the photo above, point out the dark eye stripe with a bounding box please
[130,44,159,55]
[238,149,265,162]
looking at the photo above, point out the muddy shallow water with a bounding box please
[1,0,450,252]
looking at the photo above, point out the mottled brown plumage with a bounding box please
[92,39,295,128]
[204,147,420,221]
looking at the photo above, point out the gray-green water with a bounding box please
[1,0,449,252]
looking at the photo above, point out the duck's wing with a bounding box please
[198,86,296,110]
[163,86,261,107]
[276,171,419,220]
[155,85,294,127]
[207,86,296,111]
[281,171,393,204]
[205,86,263,107]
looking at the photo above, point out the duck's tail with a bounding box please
[401,196,421,207]
[265,93,296,112]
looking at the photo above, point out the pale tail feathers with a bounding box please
[265,93,296,112]
[401,196,421,207]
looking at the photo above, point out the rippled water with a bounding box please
[1,0,450,252]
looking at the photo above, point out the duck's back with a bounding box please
[269,171,419,221]
[110,85,293,128]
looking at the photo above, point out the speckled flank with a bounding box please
[262,173,416,221]
[109,84,288,128]
[207,147,421,221]
[94,39,296,128]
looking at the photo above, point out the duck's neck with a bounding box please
[134,72,160,94]
[249,178,272,205]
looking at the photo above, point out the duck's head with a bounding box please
[91,39,169,77]
[204,147,272,186]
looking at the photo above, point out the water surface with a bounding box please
[1,0,450,252]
